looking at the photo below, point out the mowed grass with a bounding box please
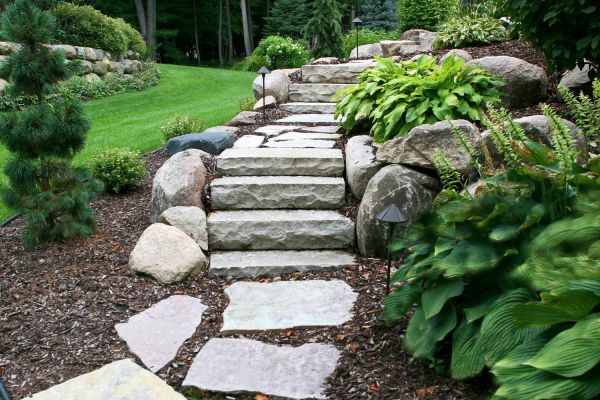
[0,64,255,220]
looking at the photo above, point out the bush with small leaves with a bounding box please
[239,97,255,112]
[397,0,459,32]
[92,148,148,194]
[159,114,205,141]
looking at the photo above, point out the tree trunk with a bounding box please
[246,0,254,50]
[133,0,147,39]
[240,0,252,57]
[218,0,224,67]
[225,0,234,64]
[193,0,201,65]
[146,0,157,60]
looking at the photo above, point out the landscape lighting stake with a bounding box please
[352,18,363,59]
[258,66,270,121]
[376,203,408,295]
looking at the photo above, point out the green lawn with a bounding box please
[0,64,255,221]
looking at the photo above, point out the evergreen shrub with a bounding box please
[397,0,459,32]
[92,148,147,194]
[342,28,398,57]
[303,0,344,58]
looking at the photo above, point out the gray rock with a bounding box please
[280,102,337,114]
[24,359,186,400]
[130,223,207,283]
[346,136,383,199]
[466,56,548,108]
[83,47,98,61]
[115,295,208,372]
[217,148,344,177]
[376,120,479,175]
[253,95,277,111]
[559,64,595,95]
[226,111,259,127]
[207,210,355,250]
[109,60,123,74]
[183,338,340,399]
[204,125,240,134]
[357,165,441,257]
[166,131,235,156]
[221,280,357,331]
[80,60,93,74]
[52,44,77,59]
[441,49,473,63]
[349,43,384,59]
[312,57,340,64]
[158,206,208,250]
[209,250,356,277]
[233,135,265,148]
[149,149,207,222]
[92,61,107,76]
[381,40,420,57]
[83,73,101,82]
[289,83,352,103]
[264,139,336,148]
[401,29,432,42]
[418,31,438,51]
[275,113,342,125]
[252,69,289,102]
[254,124,301,137]
[271,131,342,141]
[0,41,18,55]
[211,176,346,210]
[302,62,377,84]
[297,125,342,134]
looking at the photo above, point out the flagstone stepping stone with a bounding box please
[221,280,357,331]
[158,206,208,251]
[211,176,345,210]
[254,124,300,137]
[289,84,352,102]
[233,135,265,148]
[24,359,186,400]
[280,102,336,114]
[271,131,342,141]
[297,125,342,134]
[264,139,336,148]
[209,250,356,277]
[275,113,343,125]
[208,210,355,250]
[183,338,339,399]
[217,148,344,177]
[115,295,208,372]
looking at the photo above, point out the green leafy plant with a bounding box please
[238,97,255,112]
[92,148,147,194]
[503,0,599,71]
[160,114,205,141]
[112,17,146,55]
[433,15,508,49]
[342,28,398,57]
[238,36,308,71]
[335,55,504,142]
[303,0,344,58]
[0,0,102,245]
[558,79,600,152]
[397,0,459,32]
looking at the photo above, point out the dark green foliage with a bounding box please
[397,0,459,32]
[341,28,398,57]
[303,0,345,58]
[113,17,146,55]
[361,0,398,31]
[503,0,600,71]
[0,0,101,245]
[335,55,504,142]
[264,0,312,39]
[433,15,508,49]
[92,148,148,194]
[236,36,309,71]
[558,79,600,153]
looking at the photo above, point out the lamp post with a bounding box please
[257,66,270,121]
[376,204,408,295]
[352,18,363,59]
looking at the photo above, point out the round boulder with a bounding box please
[149,149,208,222]
[252,70,289,102]
[129,223,207,284]
[158,206,208,251]
[466,56,548,109]
[349,43,384,59]
[345,136,383,199]
[357,165,441,257]
[401,29,433,42]
[559,64,595,96]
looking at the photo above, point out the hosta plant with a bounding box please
[433,15,509,49]
[334,55,504,142]
[384,105,600,397]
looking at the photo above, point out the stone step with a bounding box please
[264,139,336,149]
[289,83,352,103]
[217,148,344,177]
[302,62,377,84]
[275,113,342,125]
[207,210,355,250]
[209,250,356,277]
[272,131,342,141]
[280,102,336,114]
[211,176,345,210]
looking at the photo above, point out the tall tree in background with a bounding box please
[0,0,102,246]
[264,0,312,39]
[133,0,157,60]
[218,0,224,66]
[362,0,397,31]
[225,0,234,63]
[304,0,344,58]
[240,0,252,56]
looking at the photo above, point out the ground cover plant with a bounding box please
[434,15,508,49]
[335,54,504,142]
[384,103,600,398]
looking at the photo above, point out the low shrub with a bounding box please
[335,55,504,142]
[92,148,148,194]
[160,114,205,141]
[239,36,308,71]
[341,28,398,57]
[239,97,255,112]
[397,0,459,32]
[433,15,508,49]
[113,17,146,55]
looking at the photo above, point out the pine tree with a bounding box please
[303,0,344,58]
[361,0,398,31]
[264,0,312,39]
[0,0,102,246]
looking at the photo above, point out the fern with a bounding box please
[433,148,463,191]
[541,104,578,174]
[558,78,600,152]
[450,122,485,177]
[483,107,520,167]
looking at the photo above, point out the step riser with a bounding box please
[289,84,352,103]
[302,63,376,84]
[280,103,336,114]
[211,178,346,210]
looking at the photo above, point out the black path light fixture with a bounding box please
[352,17,363,59]
[257,66,270,121]
[376,203,409,295]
